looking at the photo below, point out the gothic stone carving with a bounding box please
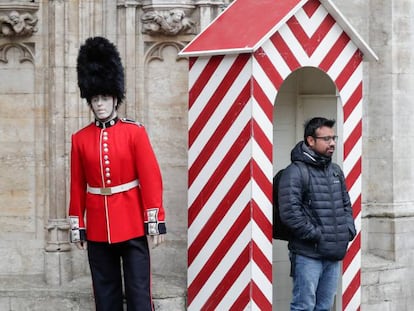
[141,9,196,36]
[0,10,38,37]
[0,42,34,64]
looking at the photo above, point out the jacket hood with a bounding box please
[290,141,332,167]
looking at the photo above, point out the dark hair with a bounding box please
[304,117,336,145]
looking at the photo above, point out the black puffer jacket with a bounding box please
[278,141,356,260]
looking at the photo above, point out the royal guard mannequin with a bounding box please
[68,36,166,311]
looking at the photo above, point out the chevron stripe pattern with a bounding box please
[187,1,362,310]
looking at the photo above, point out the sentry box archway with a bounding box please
[179,0,377,310]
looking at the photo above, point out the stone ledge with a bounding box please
[0,274,186,310]
[362,253,397,270]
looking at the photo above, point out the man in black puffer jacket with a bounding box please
[279,117,356,311]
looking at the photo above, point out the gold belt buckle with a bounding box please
[100,187,112,195]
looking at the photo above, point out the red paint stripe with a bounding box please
[188,123,250,226]
[335,50,363,90]
[303,0,320,17]
[189,54,250,147]
[252,120,273,164]
[252,79,275,122]
[252,240,272,282]
[252,198,272,243]
[229,284,250,311]
[189,55,224,109]
[189,57,197,71]
[202,245,250,310]
[345,157,361,192]
[270,32,301,71]
[188,82,251,186]
[352,195,362,219]
[343,232,361,273]
[252,281,272,311]
[287,14,336,56]
[344,119,362,159]
[343,82,362,122]
[187,205,251,305]
[251,158,272,203]
[188,165,250,265]
[319,32,350,72]
[254,48,284,90]
[342,269,361,310]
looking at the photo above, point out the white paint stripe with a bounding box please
[188,183,251,282]
[188,141,251,244]
[253,0,309,52]
[278,24,309,65]
[188,61,252,165]
[252,97,274,143]
[214,264,251,310]
[343,101,362,141]
[189,54,239,127]
[339,63,363,105]
[344,288,361,311]
[261,39,291,80]
[252,260,272,303]
[353,210,362,235]
[188,104,251,206]
[189,56,210,90]
[251,179,272,224]
[295,5,329,38]
[252,217,272,259]
[342,249,360,289]
[251,139,273,184]
[310,23,343,65]
[253,58,278,105]
[342,250,361,310]
[348,174,362,211]
[189,223,252,309]
[343,137,361,177]
[326,40,358,81]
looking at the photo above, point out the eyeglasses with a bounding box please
[313,135,338,142]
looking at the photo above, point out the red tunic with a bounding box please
[68,118,166,243]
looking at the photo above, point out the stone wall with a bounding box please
[0,0,414,310]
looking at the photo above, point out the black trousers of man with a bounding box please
[87,236,152,311]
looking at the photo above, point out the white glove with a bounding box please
[148,234,166,249]
[75,241,87,250]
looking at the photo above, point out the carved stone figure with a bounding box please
[0,11,38,37]
[141,9,195,36]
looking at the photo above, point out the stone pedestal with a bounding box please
[45,219,72,285]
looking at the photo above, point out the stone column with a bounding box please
[117,0,139,119]
[195,0,225,31]
[45,0,72,285]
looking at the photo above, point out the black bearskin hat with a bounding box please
[77,36,125,104]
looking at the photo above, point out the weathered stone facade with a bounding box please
[0,0,413,310]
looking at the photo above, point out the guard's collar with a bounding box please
[94,117,119,129]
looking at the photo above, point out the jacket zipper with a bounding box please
[326,165,337,242]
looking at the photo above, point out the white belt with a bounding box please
[87,179,139,196]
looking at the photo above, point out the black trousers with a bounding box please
[87,236,153,311]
